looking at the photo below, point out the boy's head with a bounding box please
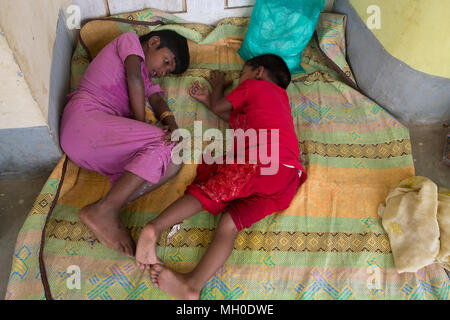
[239,54,291,89]
[140,30,190,77]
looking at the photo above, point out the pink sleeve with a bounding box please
[145,78,165,97]
[226,80,249,112]
[117,33,145,63]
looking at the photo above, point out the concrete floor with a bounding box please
[0,124,449,298]
[0,174,50,298]
[409,123,450,189]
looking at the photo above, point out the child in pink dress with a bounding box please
[135,54,307,300]
[60,30,190,257]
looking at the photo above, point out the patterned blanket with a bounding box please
[6,9,449,300]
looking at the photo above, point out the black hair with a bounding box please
[245,54,291,89]
[140,30,190,75]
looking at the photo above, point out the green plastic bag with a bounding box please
[238,0,325,74]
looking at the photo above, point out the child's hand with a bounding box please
[189,80,211,107]
[162,122,180,146]
[209,70,233,89]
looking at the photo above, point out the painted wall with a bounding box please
[0,28,61,176]
[350,0,450,79]
[0,0,73,121]
[0,0,80,176]
[334,0,450,124]
[0,29,46,131]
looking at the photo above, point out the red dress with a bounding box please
[185,79,307,231]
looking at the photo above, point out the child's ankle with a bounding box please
[185,272,204,293]
[97,199,121,214]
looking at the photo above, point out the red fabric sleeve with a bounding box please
[226,80,250,112]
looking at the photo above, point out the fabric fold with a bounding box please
[378,176,450,273]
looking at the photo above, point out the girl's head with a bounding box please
[239,54,291,89]
[140,30,190,78]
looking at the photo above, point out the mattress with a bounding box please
[6,9,449,300]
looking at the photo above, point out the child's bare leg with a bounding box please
[80,162,181,257]
[125,162,181,205]
[151,212,238,300]
[136,194,203,269]
[79,171,146,257]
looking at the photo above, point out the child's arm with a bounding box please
[148,93,176,126]
[209,71,234,121]
[125,55,147,122]
[125,55,179,144]
[189,71,233,122]
[148,93,179,144]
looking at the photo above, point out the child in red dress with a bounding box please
[135,54,307,299]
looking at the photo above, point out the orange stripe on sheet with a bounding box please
[282,164,414,219]
[57,162,198,211]
[57,159,413,220]
[188,37,244,65]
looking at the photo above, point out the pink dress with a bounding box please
[60,33,172,186]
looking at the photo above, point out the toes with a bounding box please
[125,243,135,258]
[150,268,159,277]
[136,259,148,270]
[152,263,163,273]
[137,260,157,272]
[136,261,144,270]
[151,275,160,287]
[150,264,166,287]
[129,241,136,256]
[118,244,127,256]
[116,233,135,257]
[118,243,131,258]
[151,264,162,277]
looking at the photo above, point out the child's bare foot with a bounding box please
[136,223,162,268]
[151,264,200,300]
[79,202,135,257]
